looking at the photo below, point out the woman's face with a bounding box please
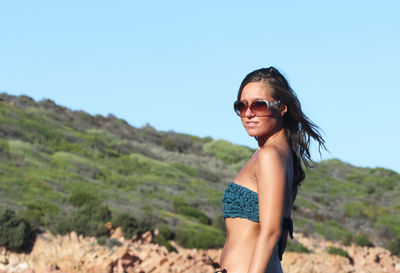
[239,82,285,139]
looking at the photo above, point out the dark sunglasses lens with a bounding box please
[251,101,269,115]
[234,101,246,116]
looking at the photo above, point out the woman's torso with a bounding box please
[220,145,293,273]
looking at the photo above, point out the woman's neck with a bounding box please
[257,127,286,148]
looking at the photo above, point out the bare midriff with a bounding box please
[220,218,261,273]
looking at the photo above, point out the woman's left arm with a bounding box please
[247,147,287,273]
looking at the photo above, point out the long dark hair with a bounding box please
[237,67,326,201]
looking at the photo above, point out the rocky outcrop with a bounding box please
[0,230,399,273]
[282,232,400,273]
[0,230,219,273]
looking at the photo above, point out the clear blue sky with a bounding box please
[1,1,399,173]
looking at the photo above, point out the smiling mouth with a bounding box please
[245,122,258,126]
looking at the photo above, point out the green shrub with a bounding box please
[97,236,107,245]
[314,220,351,241]
[366,184,376,194]
[153,233,177,252]
[0,138,9,158]
[22,209,42,230]
[212,214,226,235]
[354,234,374,247]
[117,153,183,178]
[68,190,99,207]
[376,177,396,191]
[203,140,253,164]
[175,223,225,249]
[196,167,220,182]
[25,201,60,215]
[107,238,123,247]
[295,197,319,212]
[385,236,400,257]
[342,233,354,246]
[377,214,400,237]
[326,246,349,258]
[20,201,60,229]
[285,240,311,253]
[51,203,111,238]
[157,224,174,240]
[160,133,194,153]
[111,212,138,238]
[97,237,122,248]
[170,162,197,177]
[173,199,211,225]
[135,211,159,236]
[0,208,35,251]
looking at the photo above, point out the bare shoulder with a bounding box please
[256,144,287,167]
[255,144,291,184]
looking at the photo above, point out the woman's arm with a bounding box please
[247,146,287,273]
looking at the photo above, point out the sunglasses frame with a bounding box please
[233,99,281,117]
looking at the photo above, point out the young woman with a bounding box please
[218,67,325,273]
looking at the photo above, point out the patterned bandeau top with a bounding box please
[222,182,293,260]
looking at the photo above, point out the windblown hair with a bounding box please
[237,67,326,201]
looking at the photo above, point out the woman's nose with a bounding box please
[244,106,255,118]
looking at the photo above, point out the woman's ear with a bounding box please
[280,104,287,117]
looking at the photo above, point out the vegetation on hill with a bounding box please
[0,93,399,256]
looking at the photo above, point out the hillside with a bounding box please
[0,93,399,254]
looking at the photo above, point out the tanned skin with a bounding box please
[220,82,294,273]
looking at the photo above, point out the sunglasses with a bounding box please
[233,99,281,117]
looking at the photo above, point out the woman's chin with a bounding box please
[246,130,261,137]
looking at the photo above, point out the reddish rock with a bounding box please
[8,254,20,266]
[110,227,123,240]
[1,230,400,273]
[141,231,154,244]
[0,255,7,265]
[105,221,113,231]
[69,231,79,243]
[22,269,36,273]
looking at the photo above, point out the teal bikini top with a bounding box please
[222,182,293,260]
[223,182,260,221]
